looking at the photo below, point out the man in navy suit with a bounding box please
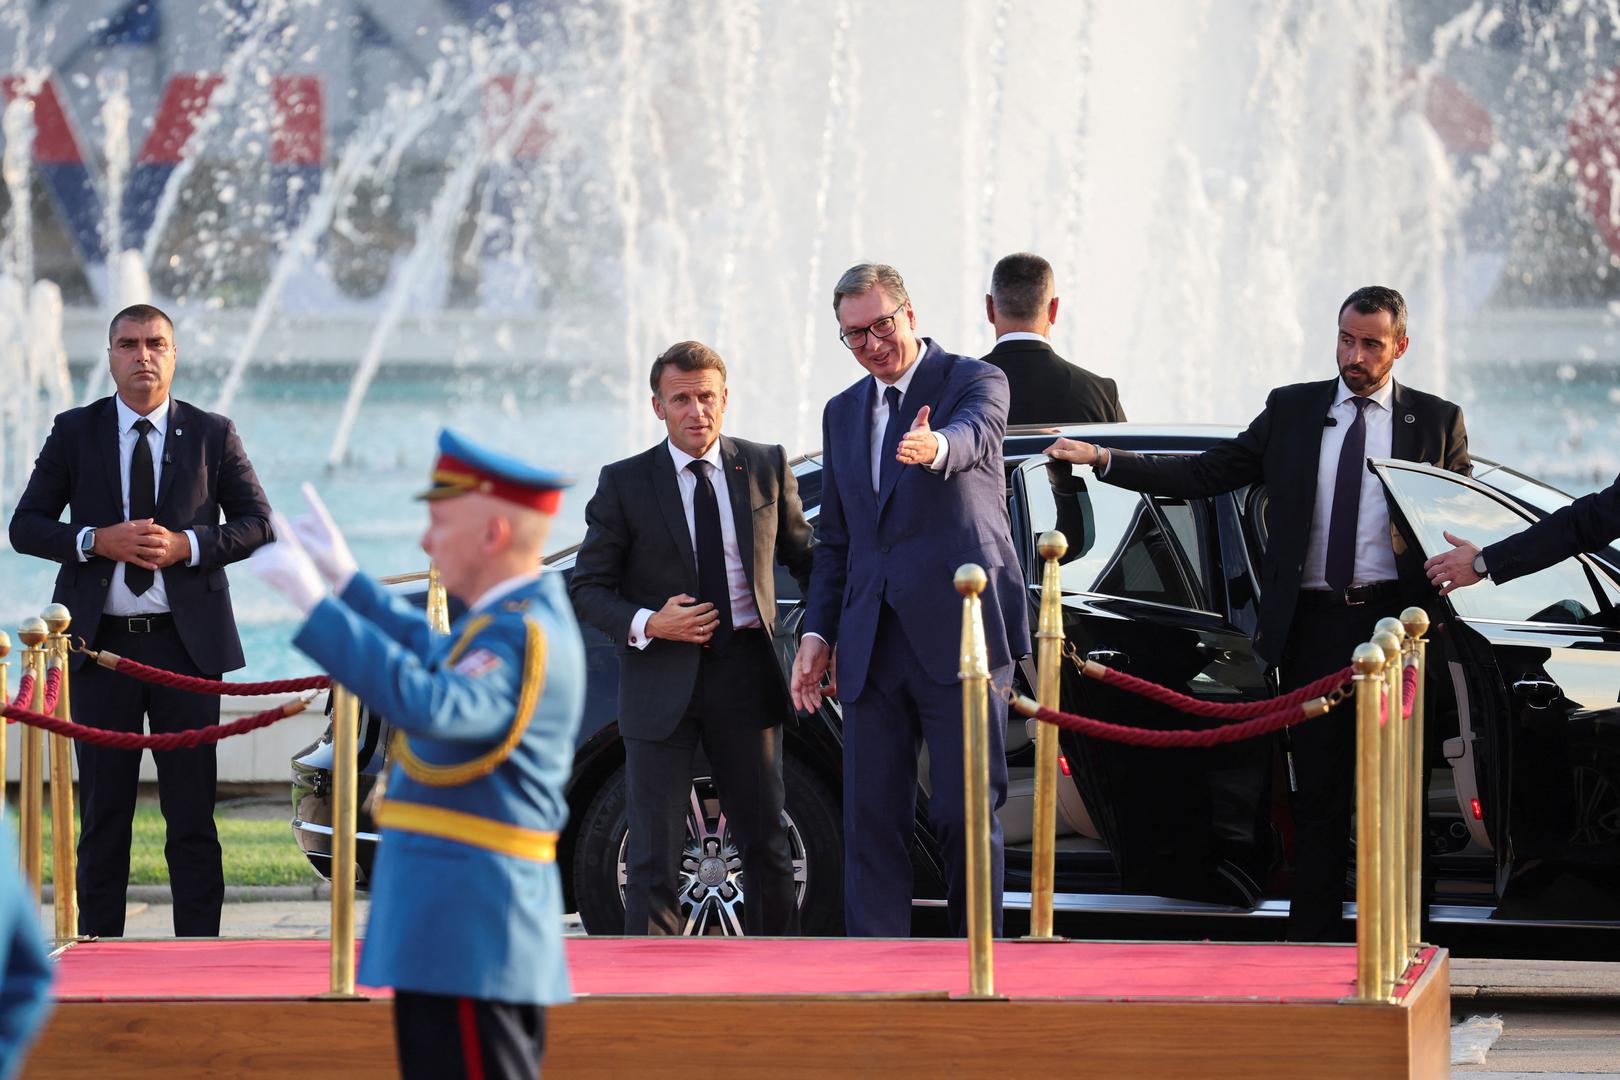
[9,304,272,937]
[792,263,1030,937]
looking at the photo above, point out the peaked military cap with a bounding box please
[416,428,573,514]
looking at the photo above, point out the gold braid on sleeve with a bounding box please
[390,616,547,787]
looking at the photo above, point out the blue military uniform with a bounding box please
[284,428,583,1078]
[0,821,52,1080]
[293,568,583,1004]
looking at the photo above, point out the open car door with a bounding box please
[1014,458,1272,906]
[1370,459,1620,920]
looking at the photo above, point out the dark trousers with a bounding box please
[393,990,545,1080]
[842,603,1009,938]
[622,629,799,936]
[72,616,223,937]
[1280,595,1396,942]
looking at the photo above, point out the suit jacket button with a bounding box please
[100,578,109,586]
[881,545,891,554]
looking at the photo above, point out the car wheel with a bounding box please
[571,754,843,935]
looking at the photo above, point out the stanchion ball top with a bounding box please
[1373,615,1406,643]
[1037,530,1069,561]
[954,564,988,597]
[1400,606,1430,639]
[41,603,70,634]
[16,617,47,647]
[1352,642,1386,675]
[0,630,10,658]
[1371,630,1402,663]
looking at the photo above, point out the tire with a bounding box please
[571,753,844,935]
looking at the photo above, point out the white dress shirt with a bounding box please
[628,439,763,650]
[1301,377,1399,589]
[993,330,1049,347]
[867,343,950,493]
[77,396,201,617]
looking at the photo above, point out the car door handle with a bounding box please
[1086,649,1130,667]
[1511,677,1560,710]
[1193,642,1234,664]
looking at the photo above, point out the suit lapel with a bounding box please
[155,399,184,511]
[650,442,698,584]
[877,343,945,511]
[720,437,756,584]
[98,397,124,513]
[1389,381,1421,462]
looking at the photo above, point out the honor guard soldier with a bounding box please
[250,429,585,1080]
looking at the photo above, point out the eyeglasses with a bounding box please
[838,304,905,350]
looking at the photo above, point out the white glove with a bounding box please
[249,512,328,615]
[290,481,359,592]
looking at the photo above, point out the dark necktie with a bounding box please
[878,385,903,493]
[688,460,733,651]
[1323,397,1371,595]
[126,417,156,596]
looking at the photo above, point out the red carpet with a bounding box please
[51,938,1435,1004]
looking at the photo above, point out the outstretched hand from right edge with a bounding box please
[791,636,837,713]
[1044,438,1101,467]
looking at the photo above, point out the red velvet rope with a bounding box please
[41,667,62,714]
[104,655,330,696]
[1029,699,1317,748]
[10,672,35,709]
[1380,662,1420,725]
[1087,663,1352,718]
[0,698,309,750]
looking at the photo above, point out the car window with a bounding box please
[1377,465,1619,625]
[1020,459,1208,610]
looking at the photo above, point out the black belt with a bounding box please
[1297,581,1401,608]
[105,612,174,634]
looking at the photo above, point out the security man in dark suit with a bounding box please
[982,252,1125,426]
[1046,285,1471,941]
[569,341,816,935]
[9,303,272,938]
[1424,471,1620,592]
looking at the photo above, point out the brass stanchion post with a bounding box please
[1026,530,1068,942]
[956,564,995,998]
[1352,640,1387,1003]
[43,603,77,940]
[1372,619,1405,994]
[0,630,10,821]
[1401,607,1430,959]
[328,684,360,996]
[17,617,47,902]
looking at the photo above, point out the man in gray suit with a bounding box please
[570,341,815,935]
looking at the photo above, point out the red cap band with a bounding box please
[425,452,563,514]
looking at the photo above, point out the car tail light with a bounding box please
[1058,753,1071,777]
[1471,798,1483,821]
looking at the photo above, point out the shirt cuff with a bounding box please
[629,608,655,650]
[76,526,92,562]
[1097,447,1112,477]
[926,431,950,473]
[184,529,201,567]
[802,631,830,647]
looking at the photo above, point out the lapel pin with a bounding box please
[174,427,183,436]
[1403,414,1414,424]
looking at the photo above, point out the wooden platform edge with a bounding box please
[23,951,1450,1080]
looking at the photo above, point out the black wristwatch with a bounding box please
[80,528,97,557]
[1472,552,1489,579]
